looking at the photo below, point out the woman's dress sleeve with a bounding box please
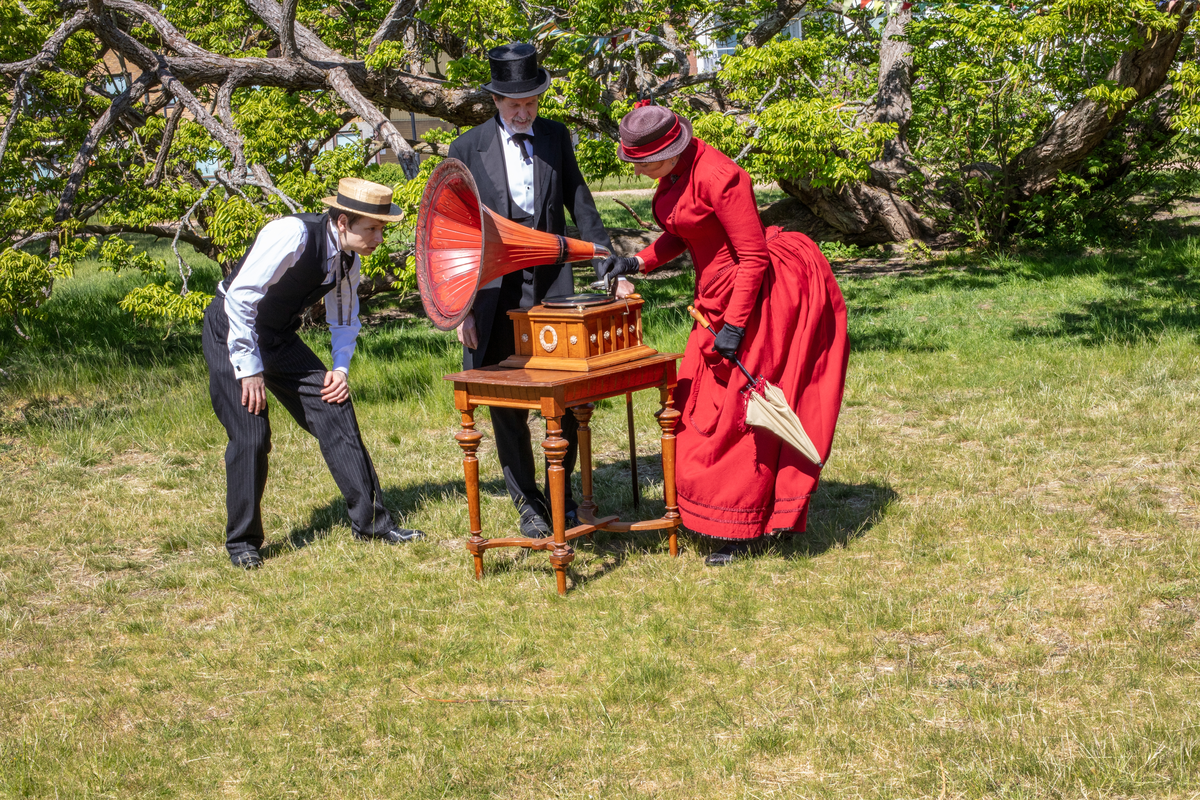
[635,229,688,274]
[710,166,769,329]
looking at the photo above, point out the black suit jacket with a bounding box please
[448,115,612,368]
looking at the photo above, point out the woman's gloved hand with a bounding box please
[598,255,641,280]
[713,322,745,361]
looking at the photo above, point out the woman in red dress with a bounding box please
[597,105,850,566]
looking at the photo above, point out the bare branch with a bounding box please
[328,65,420,180]
[735,77,784,163]
[104,0,212,57]
[0,9,92,74]
[83,223,212,253]
[741,0,812,48]
[654,70,719,97]
[613,198,658,231]
[247,164,300,212]
[171,183,214,293]
[11,230,55,250]
[0,10,94,166]
[279,0,299,58]
[369,0,419,55]
[149,100,185,186]
[54,71,156,223]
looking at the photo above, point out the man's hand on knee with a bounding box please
[321,370,350,404]
[240,374,267,414]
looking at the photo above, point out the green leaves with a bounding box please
[0,248,60,325]
[207,197,266,264]
[117,282,212,324]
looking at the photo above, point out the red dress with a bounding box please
[636,139,850,539]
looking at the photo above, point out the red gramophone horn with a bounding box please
[415,158,610,331]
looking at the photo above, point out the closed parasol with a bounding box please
[688,306,823,467]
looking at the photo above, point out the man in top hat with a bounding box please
[202,177,425,569]
[448,42,617,538]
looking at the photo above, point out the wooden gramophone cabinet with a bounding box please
[499,295,656,372]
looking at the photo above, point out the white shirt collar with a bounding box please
[326,218,349,262]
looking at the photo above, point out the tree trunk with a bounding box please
[780,7,938,244]
[1010,5,1196,199]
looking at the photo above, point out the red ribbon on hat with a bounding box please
[633,99,652,109]
[621,114,682,159]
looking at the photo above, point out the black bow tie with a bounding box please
[340,251,353,272]
[512,133,533,161]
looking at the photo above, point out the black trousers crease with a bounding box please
[202,300,394,556]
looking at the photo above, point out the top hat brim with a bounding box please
[482,68,552,99]
[321,196,405,223]
[617,115,694,164]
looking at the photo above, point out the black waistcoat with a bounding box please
[223,213,332,345]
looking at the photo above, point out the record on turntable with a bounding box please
[541,293,612,308]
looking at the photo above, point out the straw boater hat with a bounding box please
[617,104,693,163]
[321,177,404,222]
[481,43,551,99]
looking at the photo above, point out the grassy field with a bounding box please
[1,220,1200,798]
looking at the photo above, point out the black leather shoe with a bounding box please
[518,513,552,539]
[354,527,426,544]
[230,550,263,570]
[704,541,755,567]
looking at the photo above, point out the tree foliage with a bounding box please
[2,0,1199,333]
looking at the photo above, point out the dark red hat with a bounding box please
[618,105,693,163]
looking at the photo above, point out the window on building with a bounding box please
[102,73,130,95]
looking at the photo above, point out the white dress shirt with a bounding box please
[498,118,535,218]
[220,216,361,378]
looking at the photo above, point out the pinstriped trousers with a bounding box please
[202,299,394,557]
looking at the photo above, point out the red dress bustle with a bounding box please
[635,139,850,539]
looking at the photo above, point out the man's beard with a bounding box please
[508,117,534,133]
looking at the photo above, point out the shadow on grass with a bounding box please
[777,479,899,558]
[261,475,511,560]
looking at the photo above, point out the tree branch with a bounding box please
[368,0,418,54]
[279,0,299,58]
[0,9,92,74]
[53,71,155,224]
[0,9,94,167]
[741,0,812,48]
[148,100,185,185]
[1013,4,1196,198]
[327,65,420,180]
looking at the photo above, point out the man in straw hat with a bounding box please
[201,177,425,570]
[448,42,620,539]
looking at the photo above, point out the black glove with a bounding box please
[713,322,745,361]
[597,254,641,280]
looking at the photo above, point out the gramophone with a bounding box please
[415,158,656,372]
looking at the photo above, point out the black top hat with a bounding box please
[482,43,551,98]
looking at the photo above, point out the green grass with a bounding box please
[2,223,1200,797]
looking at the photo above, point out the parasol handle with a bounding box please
[687,305,757,387]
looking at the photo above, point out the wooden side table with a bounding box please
[444,353,682,595]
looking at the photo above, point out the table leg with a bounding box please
[456,408,486,579]
[656,387,682,557]
[626,392,640,509]
[571,404,597,520]
[543,413,574,595]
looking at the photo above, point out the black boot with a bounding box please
[704,540,757,567]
